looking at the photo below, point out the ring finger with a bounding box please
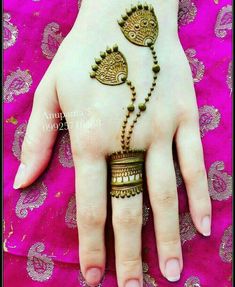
[146,142,183,282]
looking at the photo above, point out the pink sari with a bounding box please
[3,0,232,286]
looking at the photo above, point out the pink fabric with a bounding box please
[3,0,232,286]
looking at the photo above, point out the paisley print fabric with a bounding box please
[3,0,232,286]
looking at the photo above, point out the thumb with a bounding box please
[13,70,60,189]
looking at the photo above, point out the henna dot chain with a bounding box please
[89,2,160,198]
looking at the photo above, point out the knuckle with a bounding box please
[121,257,142,270]
[113,208,142,227]
[80,247,104,260]
[21,135,38,156]
[182,166,207,182]
[159,236,181,247]
[78,206,106,227]
[21,134,52,156]
[151,191,177,207]
[178,103,199,123]
[192,193,211,210]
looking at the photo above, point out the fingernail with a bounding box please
[125,279,140,287]
[165,258,181,282]
[201,216,211,236]
[85,268,102,286]
[13,163,26,189]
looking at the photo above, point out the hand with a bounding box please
[13,0,211,286]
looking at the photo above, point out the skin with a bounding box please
[13,0,212,286]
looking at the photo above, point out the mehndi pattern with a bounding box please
[90,2,160,198]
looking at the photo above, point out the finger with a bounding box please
[74,155,107,287]
[112,195,143,287]
[176,119,212,236]
[146,142,182,282]
[13,70,60,189]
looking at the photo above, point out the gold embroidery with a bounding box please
[227,61,232,94]
[199,105,221,138]
[90,46,128,86]
[180,213,197,244]
[208,161,232,201]
[6,116,18,125]
[79,270,104,286]
[215,5,232,38]
[55,191,63,198]
[174,160,183,187]
[143,262,158,287]
[185,276,201,287]
[12,122,27,160]
[15,181,47,218]
[41,22,64,60]
[27,242,54,282]
[143,204,150,226]
[220,225,232,263]
[58,132,74,168]
[4,69,32,103]
[65,195,77,229]
[185,49,205,83]
[3,13,18,50]
[118,4,158,47]
[178,0,197,26]
[3,222,14,252]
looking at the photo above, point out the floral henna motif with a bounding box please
[118,3,158,47]
[90,45,128,85]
